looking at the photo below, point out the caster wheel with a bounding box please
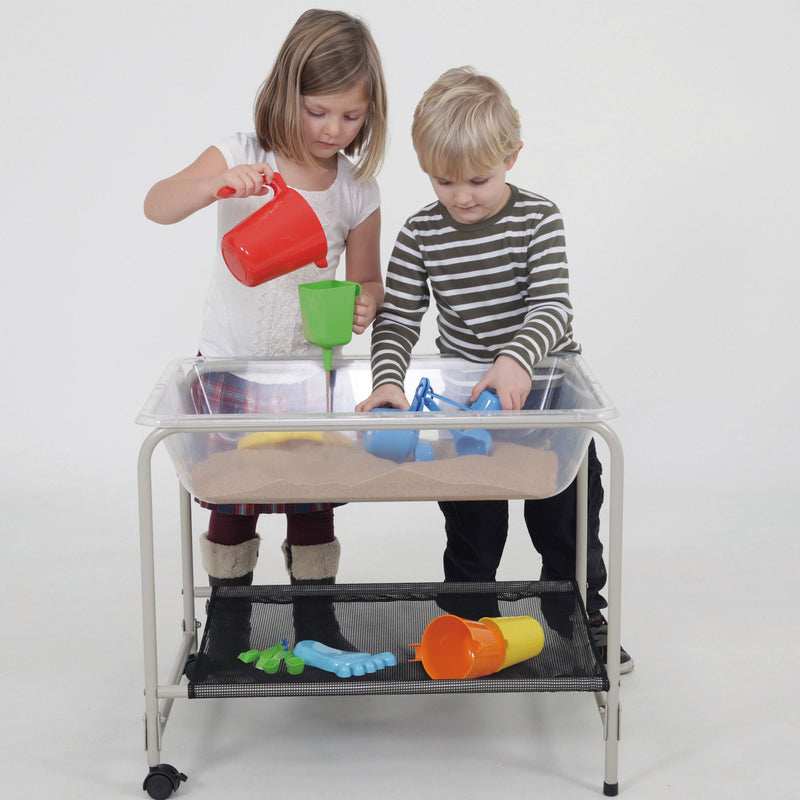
[143,764,187,799]
[184,652,209,681]
[183,653,199,681]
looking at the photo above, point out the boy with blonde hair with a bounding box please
[357,67,632,672]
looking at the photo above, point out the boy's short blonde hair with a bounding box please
[412,67,521,180]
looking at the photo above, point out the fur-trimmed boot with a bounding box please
[200,532,260,586]
[197,533,261,672]
[282,538,355,651]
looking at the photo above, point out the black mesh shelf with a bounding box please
[188,580,609,698]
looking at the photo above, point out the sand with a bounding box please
[190,439,559,504]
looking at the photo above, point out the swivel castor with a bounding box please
[143,764,187,799]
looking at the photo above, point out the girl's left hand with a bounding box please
[472,354,532,410]
[352,293,377,335]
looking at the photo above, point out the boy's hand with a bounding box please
[215,163,274,199]
[472,355,532,410]
[355,384,409,412]
[352,292,377,335]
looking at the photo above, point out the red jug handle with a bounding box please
[268,173,286,196]
[216,172,285,200]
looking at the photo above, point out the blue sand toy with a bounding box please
[363,377,501,462]
[293,641,397,678]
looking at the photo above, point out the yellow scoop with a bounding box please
[237,431,353,449]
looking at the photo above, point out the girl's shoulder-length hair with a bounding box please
[254,9,387,180]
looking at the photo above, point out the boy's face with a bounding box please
[429,149,520,225]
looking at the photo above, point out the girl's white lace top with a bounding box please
[197,132,380,359]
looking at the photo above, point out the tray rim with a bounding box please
[136,353,618,430]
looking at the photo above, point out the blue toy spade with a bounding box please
[362,377,502,462]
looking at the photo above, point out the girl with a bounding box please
[144,10,387,648]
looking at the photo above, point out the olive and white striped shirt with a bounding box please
[370,185,581,389]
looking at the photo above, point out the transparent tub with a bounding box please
[136,354,617,504]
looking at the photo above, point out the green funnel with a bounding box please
[298,280,362,370]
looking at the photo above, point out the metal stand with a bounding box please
[137,410,624,797]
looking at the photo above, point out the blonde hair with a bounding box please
[412,66,521,180]
[254,9,387,179]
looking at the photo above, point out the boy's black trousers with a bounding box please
[438,439,607,615]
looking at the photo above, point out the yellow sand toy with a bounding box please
[237,431,353,449]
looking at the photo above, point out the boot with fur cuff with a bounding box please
[200,532,260,585]
[195,533,260,677]
[282,538,355,651]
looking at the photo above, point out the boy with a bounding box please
[357,67,632,672]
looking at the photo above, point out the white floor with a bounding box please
[3,480,797,799]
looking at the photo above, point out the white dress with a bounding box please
[197,132,380,358]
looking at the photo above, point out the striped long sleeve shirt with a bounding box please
[370,185,581,390]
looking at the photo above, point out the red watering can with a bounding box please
[218,174,328,287]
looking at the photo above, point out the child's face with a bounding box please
[301,84,369,167]
[429,151,520,225]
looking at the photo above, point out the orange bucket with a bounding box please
[220,174,328,287]
[410,615,505,679]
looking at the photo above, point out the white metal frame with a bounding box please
[137,396,624,796]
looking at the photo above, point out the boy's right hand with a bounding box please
[355,384,409,413]
[215,163,274,199]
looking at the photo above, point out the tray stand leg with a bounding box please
[575,451,589,609]
[179,484,199,655]
[592,424,624,796]
[138,431,191,797]
[138,431,165,767]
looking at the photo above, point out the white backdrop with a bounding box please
[2,5,799,798]
[2,0,798,503]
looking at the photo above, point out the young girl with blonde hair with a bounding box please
[145,9,388,649]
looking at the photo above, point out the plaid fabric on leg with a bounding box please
[190,370,341,515]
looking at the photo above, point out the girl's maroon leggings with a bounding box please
[207,508,334,547]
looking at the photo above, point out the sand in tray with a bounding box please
[190,439,559,504]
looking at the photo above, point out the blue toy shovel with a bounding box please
[362,378,432,462]
[362,377,501,461]
[418,378,501,456]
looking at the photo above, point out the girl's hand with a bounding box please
[215,163,274,199]
[352,292,377,335]
[344,209,383,332]
[472,354,532,410]
[144,148,273,224]
[355,384,409,413]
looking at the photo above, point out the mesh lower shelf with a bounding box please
[188,580,609,698]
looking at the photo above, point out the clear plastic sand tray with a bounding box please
[136,354,617,504]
